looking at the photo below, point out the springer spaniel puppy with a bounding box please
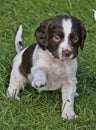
[7,15,86,119]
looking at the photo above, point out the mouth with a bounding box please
[60,56,73,61]
[58,52,74,60]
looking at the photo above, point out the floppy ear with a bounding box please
[80,22,86,50]
[35,19,51,50]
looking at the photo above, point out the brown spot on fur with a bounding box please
[19,43,37,78]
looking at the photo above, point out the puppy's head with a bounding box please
[35,15,86,60]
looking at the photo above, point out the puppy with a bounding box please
[7,15,86,119]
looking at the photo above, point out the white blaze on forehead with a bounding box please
[59,18,72,49]
[58,18,73,59]
[62,18,72,38]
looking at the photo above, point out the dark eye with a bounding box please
[53,35,61,42]
[70,33,79,43]
[73,35,79,43]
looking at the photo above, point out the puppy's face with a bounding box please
[35,15,86,60]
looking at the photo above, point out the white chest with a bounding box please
[31,47,77,92]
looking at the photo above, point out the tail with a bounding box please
[15,25,24,53]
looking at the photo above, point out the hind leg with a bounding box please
[7,69,26,100]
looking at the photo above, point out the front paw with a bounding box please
[32,79,47,88]
[61,109,77,120]
[32,66,47,88]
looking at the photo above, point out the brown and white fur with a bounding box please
[7,15,86,119]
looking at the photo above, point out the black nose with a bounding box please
[62,49,72,57]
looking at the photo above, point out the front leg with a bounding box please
[61,78,77,120]
[32,66,48,88]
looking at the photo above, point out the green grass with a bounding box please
[0,0,96,130]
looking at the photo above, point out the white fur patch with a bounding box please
[15,25,23,53]
[58,19,72,60]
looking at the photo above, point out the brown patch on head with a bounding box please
[79,22,86,50]
[35,15,71,51]
[70,16,86,50]
[35,19,52,50]
[19,44,36,78]
[35,15,65,58]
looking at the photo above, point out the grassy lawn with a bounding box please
[0,0,96,130]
